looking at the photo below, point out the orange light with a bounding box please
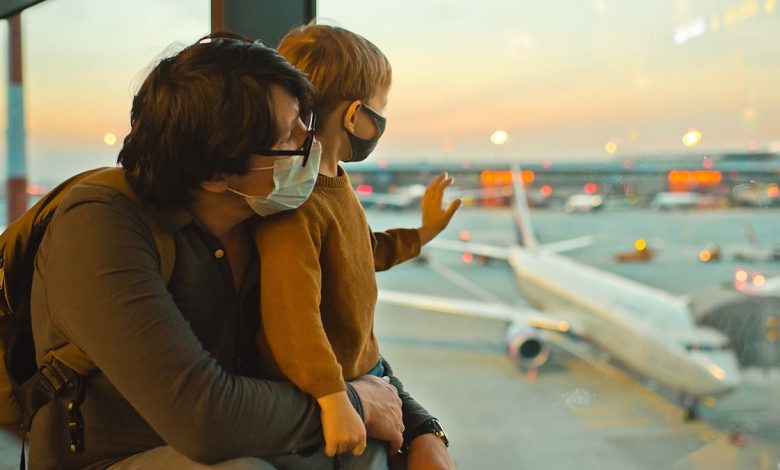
[462,252,474,264]
[735,269,749,282]
[699,251,712,262]
[540,185,553,197]
[667,170,722,191]
[768,185,780,198]
[459,230,471,241]
[753,274,766,287]
[480,170,535,186]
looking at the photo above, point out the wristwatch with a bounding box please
[404,418,449,451]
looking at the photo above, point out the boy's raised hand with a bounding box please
[417,172,462,246]
[317,391,367,457]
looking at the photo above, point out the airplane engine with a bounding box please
[506,326,550,369]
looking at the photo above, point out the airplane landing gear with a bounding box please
[680,394,699,421]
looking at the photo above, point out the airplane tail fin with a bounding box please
[510,163,539,250]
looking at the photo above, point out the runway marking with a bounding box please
[426,259,508,304]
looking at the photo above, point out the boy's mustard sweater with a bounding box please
[253,168,421,398]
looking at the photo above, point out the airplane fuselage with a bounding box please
[508,246,740,398]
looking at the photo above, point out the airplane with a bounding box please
[378,165,741,418]
[649,191,700,210]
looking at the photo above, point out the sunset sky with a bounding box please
[1,0,779,182]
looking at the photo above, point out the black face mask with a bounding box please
[343,104,387,163]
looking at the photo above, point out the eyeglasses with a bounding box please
[255,112,316,167]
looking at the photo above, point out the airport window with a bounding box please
[319,1,780,468]
[0,1,778,467]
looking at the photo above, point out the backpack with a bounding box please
[0,167,175,428]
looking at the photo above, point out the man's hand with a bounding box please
[418,172,462,246]
[350,375,404,454]
[407,433,455,470]
[317,391,367,456]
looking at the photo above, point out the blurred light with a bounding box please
[542,160,553,169]
[491,130,509,145]
[583,183,598,195]
[605,141,618,154]
[743,107,756,121]
[768,185,780,198]
[683,129,702,147]
[378,160,389,169]
[735,269,749,282]
[753,274,767,287]
[462,252,474,264]
[674,17,707,45]
[480,170,534,186]
[26,183,47,196]
[768,0,776,14]
[459,230,471,242]
[702,157,714,169]
[103,133,117,146]
[707,364,726,380]
[462,161,471,169]
[623,159,633,169]
[699,250,712,262]
[540,185,553,197]
[711,13,720,31]
[356,184,373,195]
[668,170,722,188]
[634,239,647,251]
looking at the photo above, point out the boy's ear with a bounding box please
[342,100,362,133]
[200,173,230,193]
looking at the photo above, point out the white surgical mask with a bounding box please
[228,140,321,216]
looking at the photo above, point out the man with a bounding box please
[29,33,450,469]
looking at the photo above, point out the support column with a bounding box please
[211,0,315,47]
[7,14,28,224]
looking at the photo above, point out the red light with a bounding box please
[378,160,389,169]
[459,230,471,241]
[768,186,780,198]
[584,183,598,195]
[356,184,373,195]
[702,158,714,169]
[462,252,474,264]
[623,159,633,169]
[540,185,553,197]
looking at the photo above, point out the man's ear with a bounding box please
[200,174,230,193]
[342,100,362,133]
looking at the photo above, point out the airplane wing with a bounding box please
[378,289,574,333]
[539,235,595,254]
[427,239,511,260]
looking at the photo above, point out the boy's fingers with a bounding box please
[444,199,462,221]
[352,440,367,456]
[438,176,455,191]
[325,442,336,457]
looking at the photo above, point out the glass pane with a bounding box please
[0,0,209,191]
[317,2,780,469]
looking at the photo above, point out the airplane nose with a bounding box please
[710,354,741,392]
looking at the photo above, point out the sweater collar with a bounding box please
[316,166,348,188]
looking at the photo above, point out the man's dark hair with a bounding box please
[117,32,313,205]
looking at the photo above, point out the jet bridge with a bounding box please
[687,287,780,368]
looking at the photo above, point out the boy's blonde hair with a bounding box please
[278,23,391,119]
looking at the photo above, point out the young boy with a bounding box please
[253,24,460,465]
